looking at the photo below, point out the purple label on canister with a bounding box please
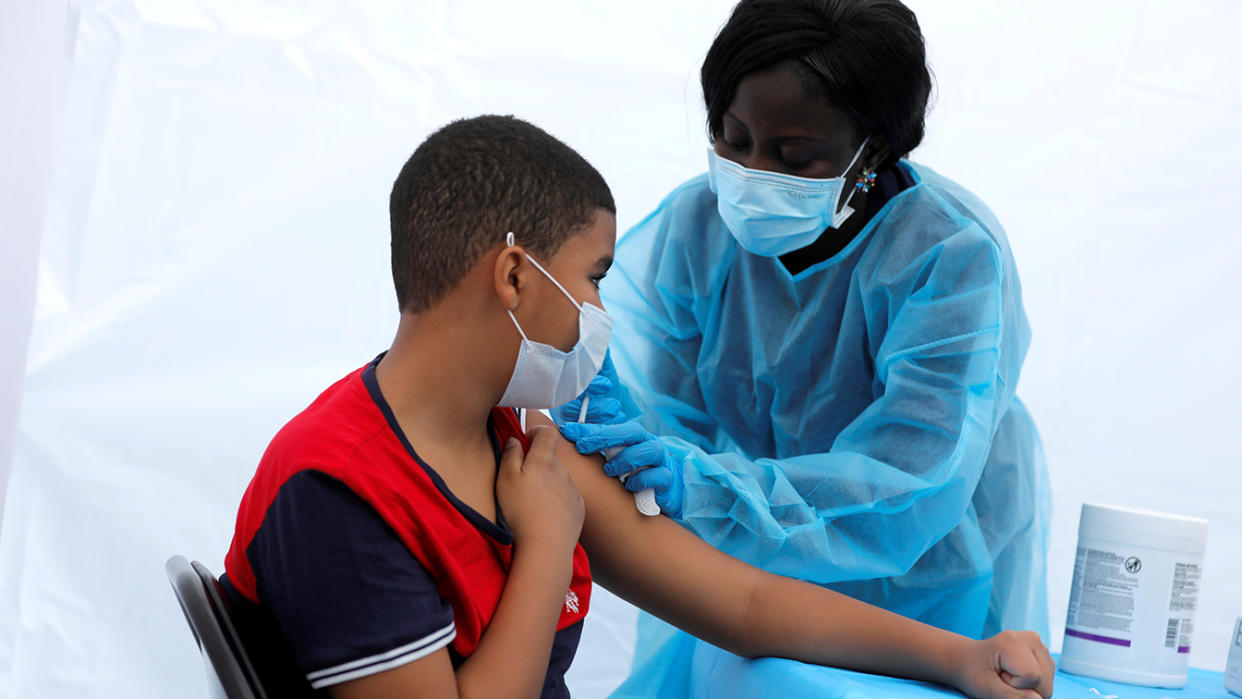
[1066,628,1133,647]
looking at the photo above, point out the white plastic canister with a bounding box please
[1060,503,1208,687]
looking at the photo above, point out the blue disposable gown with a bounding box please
[603,162,1050,697]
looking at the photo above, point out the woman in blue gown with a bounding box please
[556,1,1051,694]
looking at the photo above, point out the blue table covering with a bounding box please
[693,646,1232,699]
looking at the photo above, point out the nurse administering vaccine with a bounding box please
[555,0,1052,692]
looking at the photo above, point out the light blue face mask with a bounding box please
[497,232,613,409]
[707,137,869,257]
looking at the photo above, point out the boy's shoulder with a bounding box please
[262,364,389,473]
[225,362,405,600]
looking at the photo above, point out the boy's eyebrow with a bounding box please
[595,255,613,272]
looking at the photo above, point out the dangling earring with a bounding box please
[855,167,877,193]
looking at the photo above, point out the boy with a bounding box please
[221,115,1054,698]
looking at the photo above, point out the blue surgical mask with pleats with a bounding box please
[707,137,869,257]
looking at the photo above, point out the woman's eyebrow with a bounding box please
[770,135,830,145]
[723,111,750,133]
[726,111,830,145]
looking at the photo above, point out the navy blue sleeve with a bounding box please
[247,470,456,689]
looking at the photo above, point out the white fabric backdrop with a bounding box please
[0,0,67,541]
[0,1,1239,697]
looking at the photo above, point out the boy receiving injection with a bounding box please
[221,115,1054,699]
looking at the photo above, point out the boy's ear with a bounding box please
[492,245,526,311]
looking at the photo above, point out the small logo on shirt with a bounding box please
[564,590,579,614]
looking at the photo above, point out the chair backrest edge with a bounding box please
[165,555,263,699]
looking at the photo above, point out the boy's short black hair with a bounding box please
[389,115,616,313]
[701,0,932,168]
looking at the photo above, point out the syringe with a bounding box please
[579,396,659,516]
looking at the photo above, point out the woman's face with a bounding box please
[713,63,870,180]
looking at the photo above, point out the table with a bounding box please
[694,646,1233,699]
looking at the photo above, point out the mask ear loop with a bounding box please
[505,231,583,311]
[835,137,872,215]
[842,136,870,176]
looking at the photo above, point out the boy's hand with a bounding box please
[953,631,1055,699]
[496,426,584,554]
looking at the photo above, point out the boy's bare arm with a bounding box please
[527,411,1054,699]
[330,427,583,699]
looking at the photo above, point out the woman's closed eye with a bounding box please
[719,135,749,152]
[778,148,815,170]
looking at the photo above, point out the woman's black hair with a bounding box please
[701,0,932,168]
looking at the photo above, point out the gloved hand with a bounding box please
[557,420,685,519]
[551,351,627,427]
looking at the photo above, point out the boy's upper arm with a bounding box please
[248,470,458,690]
[530,411,759,642]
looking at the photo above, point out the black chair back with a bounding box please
[165,555,269,699]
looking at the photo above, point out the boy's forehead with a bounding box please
[587,210,617,243]
[559,210,616,257]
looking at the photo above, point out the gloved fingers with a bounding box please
[583,397,625,424]
[580,422,650,453]
[598,350,620,383]
[551,379,623,427]
[564,375,613,409]
[550,397,584,426]
[556,422,586,448]
[622,464,666,493]
[558,421,648,454]
[602,440,666,478]
[556,421,612,453]
[623,465,682,518]
[583,373,615,396]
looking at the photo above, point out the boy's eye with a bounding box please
[590,274,606,289]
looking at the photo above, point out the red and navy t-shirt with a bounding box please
[220,357,592,696]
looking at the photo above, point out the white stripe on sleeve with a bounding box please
[306,622,456,689]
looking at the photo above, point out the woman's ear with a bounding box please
[865,137,892,170]
[493,243,526,312]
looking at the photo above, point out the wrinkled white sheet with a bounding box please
[0,1,1239,698]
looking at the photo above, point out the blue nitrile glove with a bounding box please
[557,420,685,519]
[551,351,627,427]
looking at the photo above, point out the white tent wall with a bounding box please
[0,1,1238,697]
[0,1,67,541]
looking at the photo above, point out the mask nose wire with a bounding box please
[709,135,869,183]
